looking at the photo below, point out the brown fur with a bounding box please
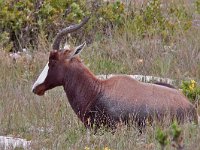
[33,50,198,131]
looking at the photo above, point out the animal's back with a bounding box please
[97,75,197,125]
[102,75,189,108]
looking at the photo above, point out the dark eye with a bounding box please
[49,59,56,67]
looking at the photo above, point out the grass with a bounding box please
[83,27,200,80]
[0,0,200,149]
[1,39,200,149]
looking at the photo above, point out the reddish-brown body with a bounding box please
[63,58,197,129]
[32,18,198,131]
[33,54,197,130]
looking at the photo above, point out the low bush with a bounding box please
[181,80,200,104]
[0,0,195,52]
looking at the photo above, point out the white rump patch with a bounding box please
[32,62,49,91]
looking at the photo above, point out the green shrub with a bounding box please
[156,128,169,150]
[0,0,86,51]
[0,0,195,51]
[156,122,184,150]
[125,0,166,37]
[181,80,200,103]
[125,0,192,40]
[196,0,200,14]
[98,1,125,26]
[169,4,192,31]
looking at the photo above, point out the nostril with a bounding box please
[32,88,36,94]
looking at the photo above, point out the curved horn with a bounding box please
[52,17,90,50]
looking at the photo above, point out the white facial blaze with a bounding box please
[32,62,49,92]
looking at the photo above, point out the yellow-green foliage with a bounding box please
[196,0,200,14]
[171,121,182,142]
[124,0,192,39]
[98,1,125,26]
[181,80,200,103]
[0,0,34,31]
[156,128,169,149]
[0,0,195,51]
[156,122,184,150]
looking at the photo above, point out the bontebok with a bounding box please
[32,17,198,131]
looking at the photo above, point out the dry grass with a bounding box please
[83,27,200,82]
[0,0,200,149]
[0,34,200,149]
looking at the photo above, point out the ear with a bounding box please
[70,42,86,58]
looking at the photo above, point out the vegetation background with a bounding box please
[0,0,200,149]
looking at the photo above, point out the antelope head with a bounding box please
[32,17,89,96]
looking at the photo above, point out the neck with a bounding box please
[63,60,102,121]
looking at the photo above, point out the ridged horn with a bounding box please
[52,17,90,50]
